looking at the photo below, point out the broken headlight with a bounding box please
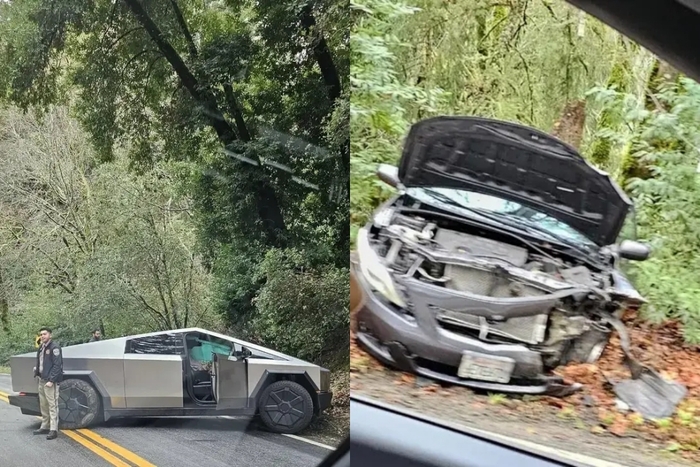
[356,227,407,308]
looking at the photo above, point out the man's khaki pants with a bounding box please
[38,379,59,431]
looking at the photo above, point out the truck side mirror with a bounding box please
[240,346,252,359]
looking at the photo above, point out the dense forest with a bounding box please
[0,0,350,395]
[351,0,700,343]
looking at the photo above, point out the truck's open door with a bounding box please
[212,352,249,410]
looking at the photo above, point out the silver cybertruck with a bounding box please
[9,328,332,434]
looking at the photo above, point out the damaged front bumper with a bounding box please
[352,254,688,418]
[351,260,580,397]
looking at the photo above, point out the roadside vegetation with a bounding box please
[351,0,700,461]
[0,0,349,436]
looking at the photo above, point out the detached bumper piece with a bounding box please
[356,331,581,397]
[605,314,687,419]
[9,393,41,416]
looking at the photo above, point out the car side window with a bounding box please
[125,333,185,355]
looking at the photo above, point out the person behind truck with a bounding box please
[89,329,102,342]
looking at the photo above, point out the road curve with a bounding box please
[0,374,331,467]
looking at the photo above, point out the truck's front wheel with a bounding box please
[258,380,314,434]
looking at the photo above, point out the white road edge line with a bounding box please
[461,425,631,467]
[218,416,335,451]
[280,434,334,451]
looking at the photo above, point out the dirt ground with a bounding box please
[350,309,700,466]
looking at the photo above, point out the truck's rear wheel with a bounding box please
[258,380,314,434]
[58,378,102,429]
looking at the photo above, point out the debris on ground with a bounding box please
[350,310,700,462]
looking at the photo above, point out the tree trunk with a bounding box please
[122,0,287,247]
[551,99,586,150]
[223,83,252,142]
[299,5,341,103]
[645,59,680,111]
[169,0,199,59]
[121,0,236,144]
[0,268,8,332]
[620,58,679,185]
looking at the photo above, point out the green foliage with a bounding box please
[588,59,630,167]
[590,78,700,342]
[250,248,349,366]
[350,0,445,228]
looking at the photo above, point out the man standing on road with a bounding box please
[89,329,102,342]
[32,327,63,440]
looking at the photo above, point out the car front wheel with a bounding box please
[58,378,102,429]
[258,380,314,434]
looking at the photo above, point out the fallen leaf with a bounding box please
[395,373,415,385]
[608,419,629,437]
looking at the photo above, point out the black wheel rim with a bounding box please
[263,387,306,428]
[58,386,91,423]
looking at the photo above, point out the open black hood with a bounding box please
[398,116,632,246]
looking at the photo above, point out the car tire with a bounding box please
[57,378,102,430]
[257,380,314,434]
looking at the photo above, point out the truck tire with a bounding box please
[58,378,102,429]
[258,380,314,434]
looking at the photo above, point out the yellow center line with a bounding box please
[78,428,157,467]
[0,388,157,467]
[62,430,133,467]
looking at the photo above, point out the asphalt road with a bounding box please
[0,374,333,467]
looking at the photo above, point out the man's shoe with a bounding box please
[33,429,49,435]
[46,431,58,440]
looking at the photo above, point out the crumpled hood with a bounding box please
[397,116,632,246]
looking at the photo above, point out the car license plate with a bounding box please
[457,351,515,383]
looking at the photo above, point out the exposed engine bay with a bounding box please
[369,207,629,371]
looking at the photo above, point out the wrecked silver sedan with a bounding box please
[352,116,686,418]
[9,328,332,434]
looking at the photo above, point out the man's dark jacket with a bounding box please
[34,341,64,383]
